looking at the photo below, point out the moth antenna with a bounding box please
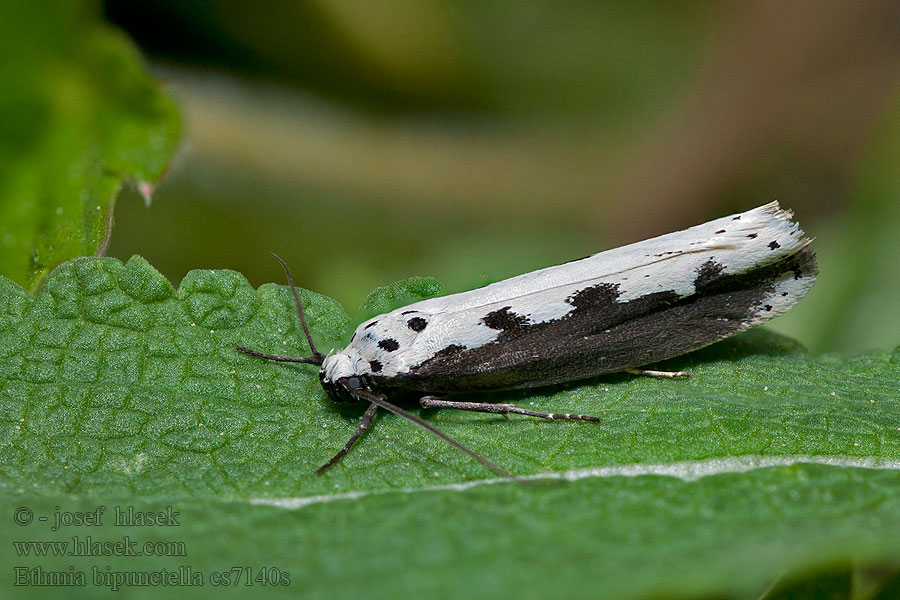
[316,402,379,475]
[234,345,322,364]
[270,252,325,363]
[348,386,535,484]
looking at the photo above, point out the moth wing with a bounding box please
[376,201,815,392]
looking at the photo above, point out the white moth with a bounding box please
[237,201,816,479]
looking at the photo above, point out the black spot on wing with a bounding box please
[567,282,620,310]
[482,306,529,330]
[407,316,428,332]
[769,241,781,250]
[732,215,741,220]
[364,321,378,329]
[694,259,726,290]
[715,229,726,234]
[369,360,382,372]
[783,249,815,280]
[378,338,400,352]
[747,233,758,239]
[402,310,417,315]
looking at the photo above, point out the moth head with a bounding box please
[318,371,370,404]
[320,351,372,403]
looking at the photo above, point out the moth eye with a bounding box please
[407,317,427,332]
[378,338,400,352]
[346,377,362,390]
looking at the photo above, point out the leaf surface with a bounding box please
[2,256,898,599]
[0,3,180,291]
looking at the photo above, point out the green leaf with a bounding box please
[354,275,444,324]
[2,256,899,599]
[796,96,900,353]
[0,3,181,292]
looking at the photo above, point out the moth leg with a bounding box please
[419,396,601,423]
[316,402,379,475]
[625,368,690,378]
[348,386,528,482]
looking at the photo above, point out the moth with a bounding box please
[237,201,816,478]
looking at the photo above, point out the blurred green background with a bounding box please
[25,1,900,352]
